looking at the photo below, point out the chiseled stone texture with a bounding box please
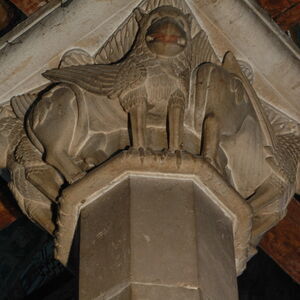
[79,175,238,300]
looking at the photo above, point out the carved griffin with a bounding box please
[42,6,218,153]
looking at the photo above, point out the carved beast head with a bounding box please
[134,6,192,57]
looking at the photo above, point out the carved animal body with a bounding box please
[0,106,58,233]
[27,84,128,184]
[195,61,272,197]
[194,55,300,243]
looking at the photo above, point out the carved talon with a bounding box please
[168,90,185,152]
[175,150,183,169]
[127,147,139,155]
[126,147,159,163]
[137,147,145,163]
[138,147,145,155]
[160,149,169,161]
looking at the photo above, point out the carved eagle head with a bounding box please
[134,6,192,58]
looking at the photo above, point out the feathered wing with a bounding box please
[9,80,50,121]
[11,93,37,120]
[9,164,54,234]
[43,61,147,98]
[94,13,139,64]
[59,49,94,68]
[43,64,121,97]
[9,50,94,121]
[222,52,276,149]
[191,30,220,68]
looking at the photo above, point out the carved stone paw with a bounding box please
[175,149,184,168]
[126,147,158,163]
[158,149,184,169]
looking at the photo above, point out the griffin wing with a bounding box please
[10,84,48,121]
[191,30,220,68]
[11,93,37,120]
[59,49,94,68]
[43,64,121,97]
[94,13,139,64]
[43,61,147,98]
[222,51,276,149]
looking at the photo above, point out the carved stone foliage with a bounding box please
[0,1,299,277]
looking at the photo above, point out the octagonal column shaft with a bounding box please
[78,176,238,300]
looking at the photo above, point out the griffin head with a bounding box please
[134,6,192,57]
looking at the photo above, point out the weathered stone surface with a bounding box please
[131,284,201,300]
[77,165,239,300]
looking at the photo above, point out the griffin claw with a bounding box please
[175,150,183,169]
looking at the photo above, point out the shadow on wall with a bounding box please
[0,0,26,37]
[0,216,68,300]
[290,23,300,48]
[238,248,300,300]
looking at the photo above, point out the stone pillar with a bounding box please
[79,177,238,300]
[56,152,252,300]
